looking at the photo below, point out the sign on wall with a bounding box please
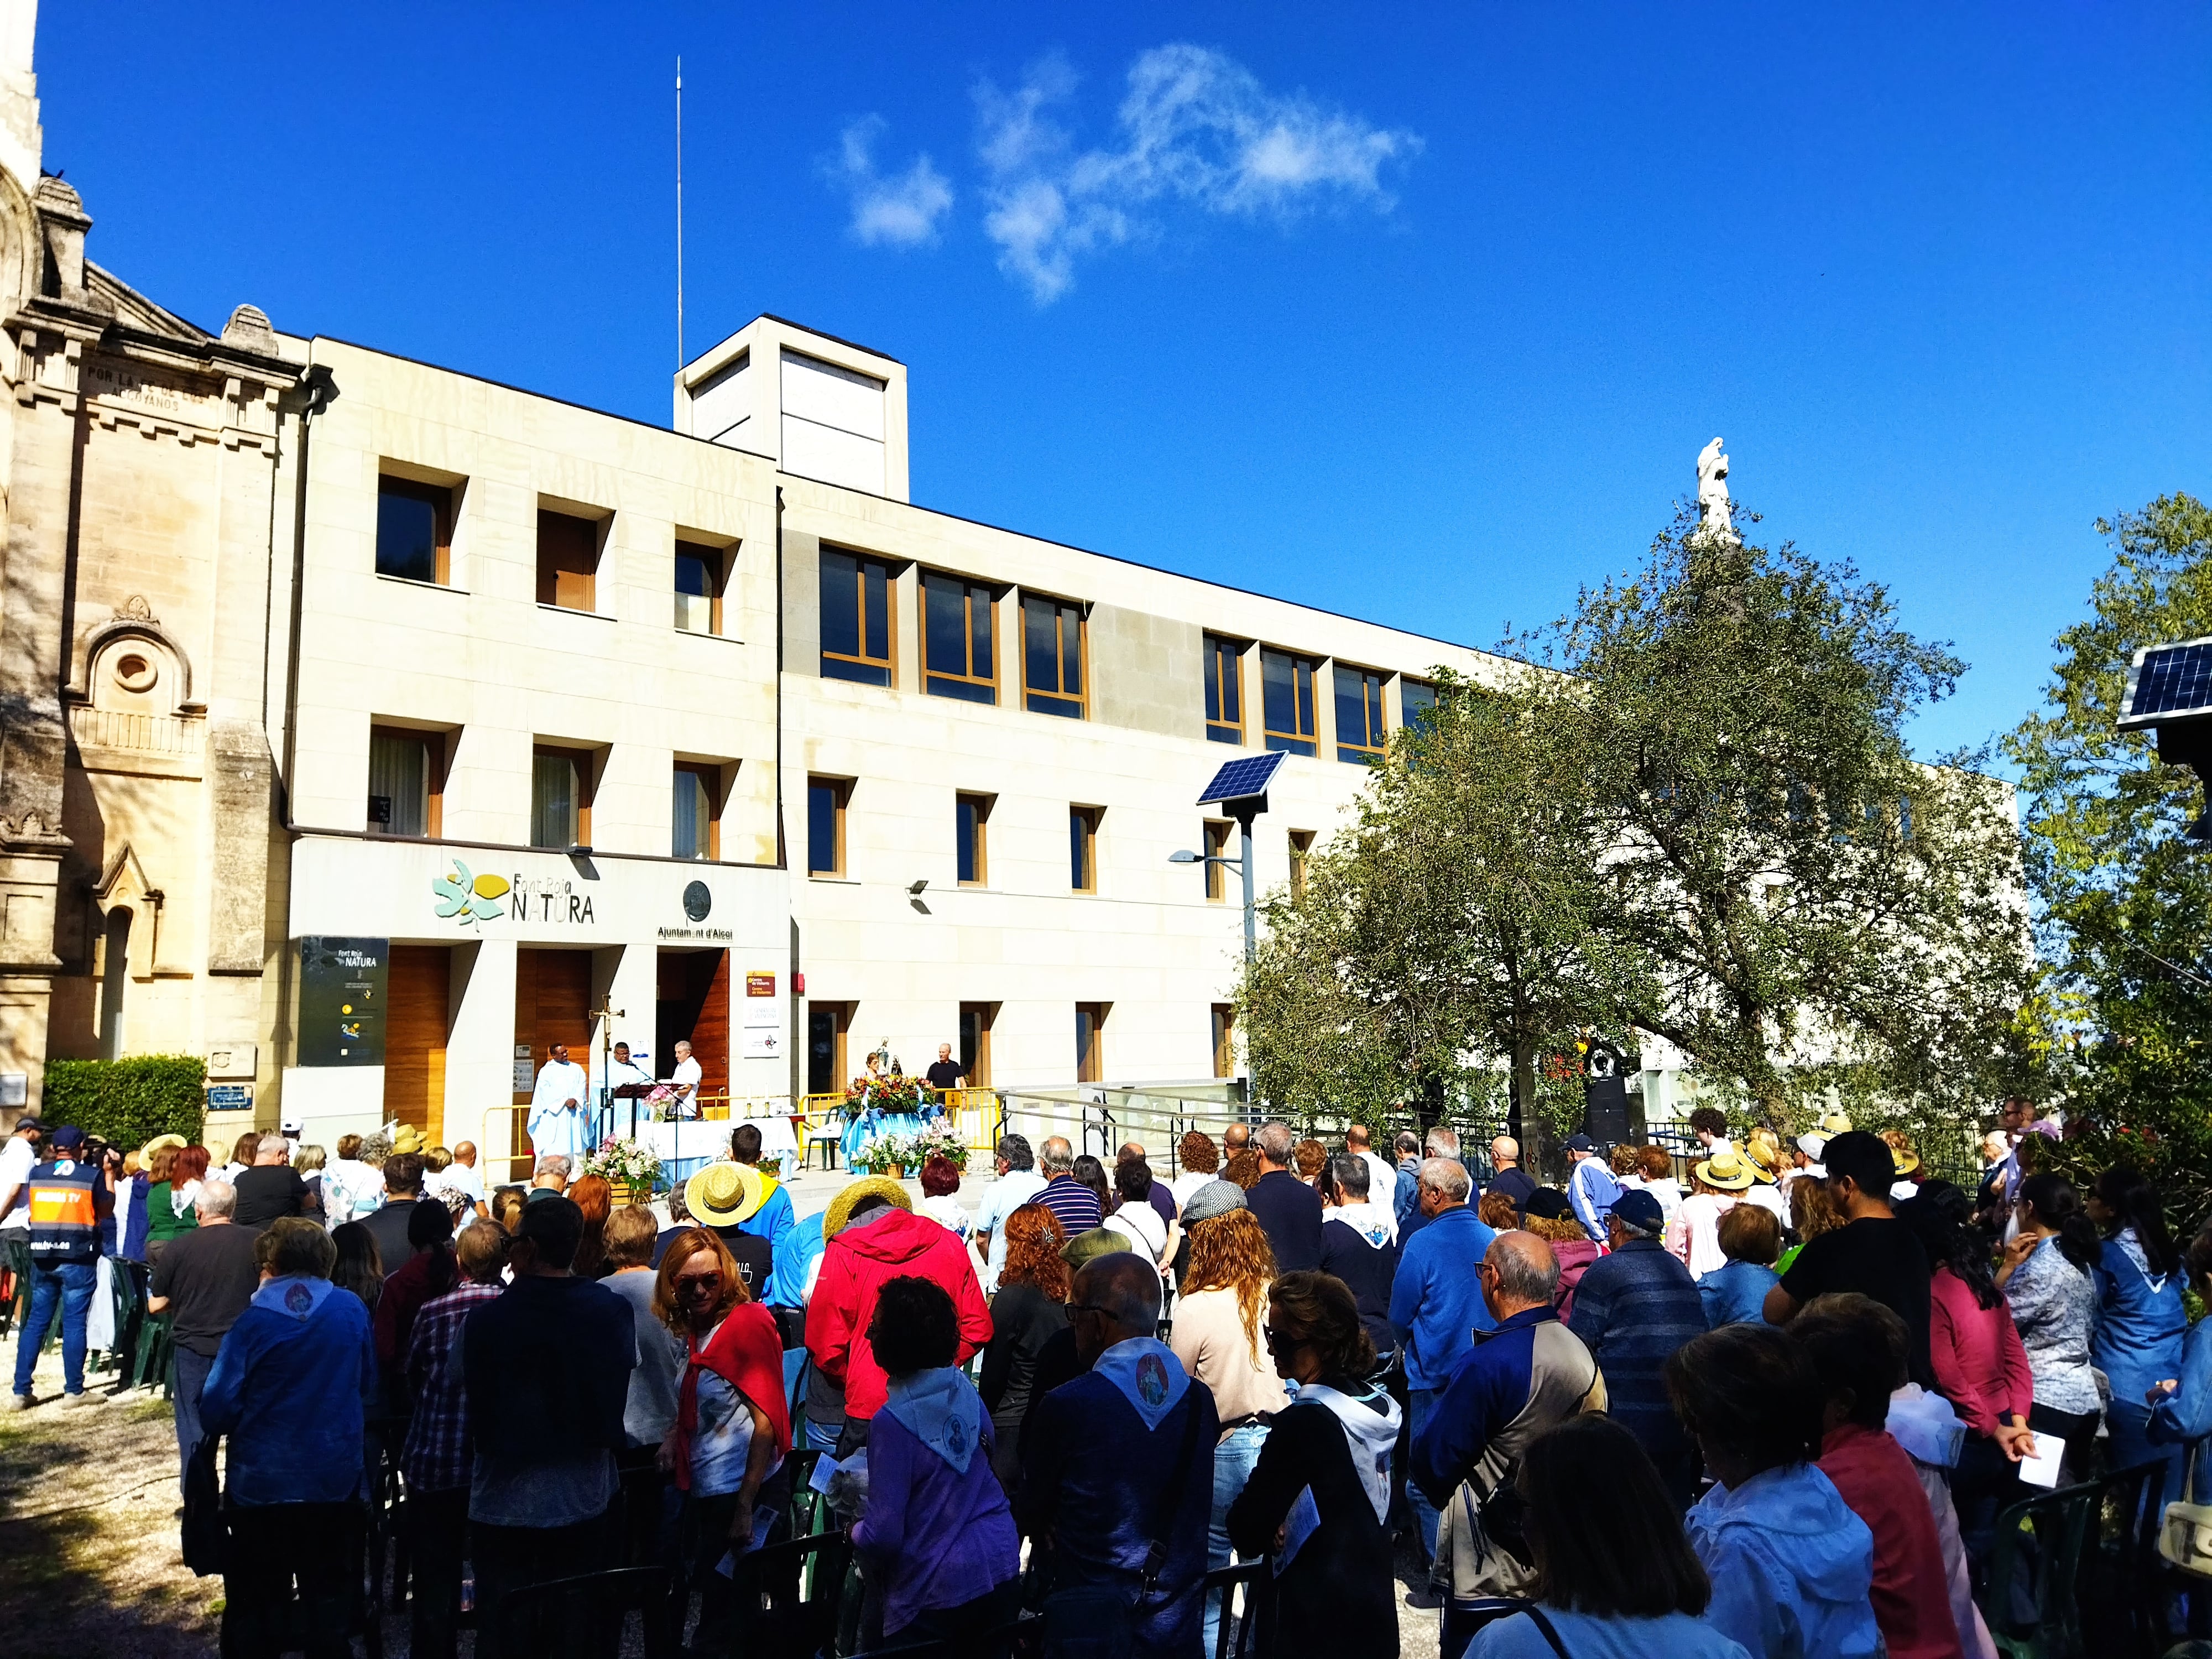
[207,1084,253,1112]
[296,937,388,1067]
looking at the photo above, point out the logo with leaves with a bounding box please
[433,859,510,927]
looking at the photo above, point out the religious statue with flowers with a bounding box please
[839,1039,936,1164]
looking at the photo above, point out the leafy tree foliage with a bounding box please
[2005,494,2212,1228]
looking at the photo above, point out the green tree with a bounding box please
[1521,509,2030,1138]
[2004,493,2212,1228]
[1237,666,1644,1164]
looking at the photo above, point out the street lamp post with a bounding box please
[1175,752,1287,968]
[1171,806,1261,964]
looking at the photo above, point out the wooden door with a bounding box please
[513,949,594,1156]
[384,946,450,1146]
[655,950,729,1100]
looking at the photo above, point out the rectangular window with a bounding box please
[673,763,720,860]
[808,776,849,877]
[1204,634,1245,745]
[1289,830,1314,902]
[959,1001,994,1087]
[531,747,592,850]
[1335,664,1388,764]
[1402,678,1438,732]
[376,476,453,585]
[675,540,726,634]
[1022,593,1087,718]
[1076,1002,1108,1083]
[536,509,600,611]
[956,792,990,886]
[367,727,442,838]
[1069,805,1100,893]
[819,547,894,686]
[1261,649,1319,756]
[923,573,997,705]
[807,1004,848,1096]
[1212,1004,1236,1079]
[1203,820,1233,902]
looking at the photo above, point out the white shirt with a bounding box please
[1742,1183,1788,1225]
[1669,1192,1738,1280]
[1170,1169,1219,1211]
[1357,1150,1397,1214]
[1104,1202,1168,1265]
[972,1168,1048,1292]
[431,1161,486,1208]
[529,1060,592,1160]
[0,1136,34,1230]
[670,1056,703,1117]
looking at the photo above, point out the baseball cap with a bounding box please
[1610,1189,1666,1234]
[1523,1187,1573,1222]
[50,1124,84,1152]
[1564,1133,1596,1154]
[9,1112,40,1134]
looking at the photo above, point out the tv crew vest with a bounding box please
[26,1157,100,1264]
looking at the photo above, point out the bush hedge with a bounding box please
[42,1055,206,1150]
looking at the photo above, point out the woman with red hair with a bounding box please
[978,1203,1070,1489]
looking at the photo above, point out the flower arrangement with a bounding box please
[844,1072,930,1113]
[583,1136,665,1191]
[901,1123,971,1172]
[848,1126,970,1176]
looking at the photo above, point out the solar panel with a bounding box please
[2121,638,2212,728]
[1197,751,1286,805]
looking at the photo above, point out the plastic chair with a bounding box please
[727,1531,853,1659]
[494,1564,674,1659]
[1204,1559,1266,1659]
[808,1126,843,1172]
[1986,1460,2165,1659]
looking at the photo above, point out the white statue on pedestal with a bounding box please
[1695,436,1736,541]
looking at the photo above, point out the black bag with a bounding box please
[1041,1390,1206,1659]
[181,1433,225,1577]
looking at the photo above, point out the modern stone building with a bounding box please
[0,3,1515,1159]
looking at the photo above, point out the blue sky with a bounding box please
[41,4,2210,759]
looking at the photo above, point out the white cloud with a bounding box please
[832,117,953,248]
[975,44,1420,303]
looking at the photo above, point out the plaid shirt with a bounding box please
[401,1280,503,1493]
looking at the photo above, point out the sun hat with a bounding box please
[686,1161,765,1228]
[389,1125,425,1156]
[140,1133,188,1162]
[1743,1129,1784,1184]
[1610,1189,1666,1235]
[1178,1179,1248,1227]
[823,1175,913,1241]
[1523,1187,1573,1222]
[1886,1142,1922,1177]
[1060,1226,1132,1268]
[1693,1146,1757,1192]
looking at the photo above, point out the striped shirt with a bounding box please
[401,1280,504,1493]
[1036,1175,1104,1240]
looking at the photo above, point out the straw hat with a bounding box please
[823,1176,913,1241]
[1743,1128,1784,1185]
[1888,1145,1922,1177]
[139,1133,187,1163]
[686,1161,765,1228]
[389,1125,426,1157]
[1693,1146,1757,1192]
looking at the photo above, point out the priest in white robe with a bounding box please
[528,1042,592,1164]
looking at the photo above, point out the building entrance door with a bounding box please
[657,949,729,1106]
[513,949,592,1160]
[384,946,451,1145]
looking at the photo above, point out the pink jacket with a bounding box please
[1550,1237,1603,1323]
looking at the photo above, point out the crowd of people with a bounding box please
[0,1096,2204,1659]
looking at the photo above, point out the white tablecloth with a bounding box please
[640,1117,800,1184]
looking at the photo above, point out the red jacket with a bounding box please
[1819,1422,1966,1659]
[805,1208,993,1420]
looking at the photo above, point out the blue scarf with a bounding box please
[249,1273,337,1335]
[883,1366,983,1474]
[1091,1337,1190,1431]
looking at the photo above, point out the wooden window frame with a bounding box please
[1077,1001,1108,1084]
[1204,633,1245,745]
[1022,592,1089,719]
[367,724,446,839]
[956,791,992,887]
[807,775,851,878]
[536,508,603,612]
[1288,830,1314,904]
[1212,1003,1237,1079]
[820,547,896,686]
[1069,805,1101,894]
[530,744,597,850]
[1203,819,1233,903]
[673,761,724,862]
[675,538,732,637]
[922,572,999,705]
[1260,648,1321,756]
[376,474,453,586]
[959,1001,996,1087]
[1335,663,1388,764]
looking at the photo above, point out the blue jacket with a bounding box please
[738,1179,796,1265]
[2150,1314,2212,1448]
[1410,1305,1603,1511]
[1567,1157,1624,1242]
[1566,1239,1705,1468]
[1393,1158,1422,1229]
[199,1276,377,1506]
[1685,1463,1880,1659]
[1699,1259,1779,1329]
[766,1211,826,1309]
[1389,1206,1498,1390]
[2092,1231,2188,1406]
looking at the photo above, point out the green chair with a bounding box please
[1986,1460,2165,1659]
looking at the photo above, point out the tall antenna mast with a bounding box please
[675,54,685,371]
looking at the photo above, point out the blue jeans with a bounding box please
[1407,1385,1444,1564]
[1204,1422,1269,1652]
[13,1259,95,1397]
[174,1345,216,1493]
